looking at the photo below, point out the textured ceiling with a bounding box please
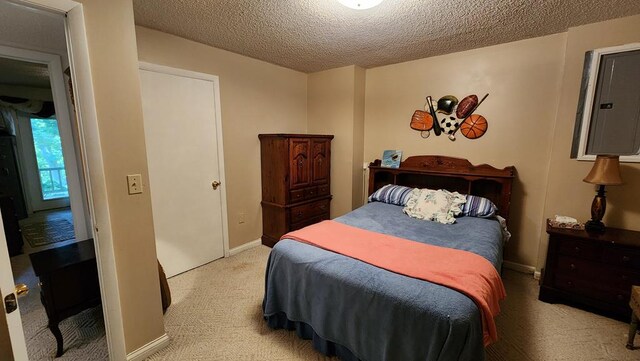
[0,57,50,88]
[133,0,640,73]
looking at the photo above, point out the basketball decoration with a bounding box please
[456,94,478,119]
[460,114,488,139]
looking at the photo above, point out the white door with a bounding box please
[0,211,28,361]
[139,65,227,278]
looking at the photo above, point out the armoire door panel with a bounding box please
[289,138,310,189]
[311,139,330,184]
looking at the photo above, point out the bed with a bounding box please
[262,155,516,361]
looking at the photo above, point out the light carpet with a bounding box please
[13,244,638,360]
[148,245,638,361]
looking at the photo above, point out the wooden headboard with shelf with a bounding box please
[368,155,516,222]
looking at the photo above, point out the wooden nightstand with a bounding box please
[539,224,640,321]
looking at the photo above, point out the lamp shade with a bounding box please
[583,155,623,185]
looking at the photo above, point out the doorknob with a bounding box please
[211,181,221,190]
[3,284,27,314]
[15,283,29,297]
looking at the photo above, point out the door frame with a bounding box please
[1,0,128,360]
[139,62,230,257]
[0,45,89,238]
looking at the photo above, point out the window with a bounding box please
[30,117,69,200]
[571,43,640,162]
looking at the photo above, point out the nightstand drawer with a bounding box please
[556,238,599,261]
[602,247,640,270]
[290,199,330,223]
[554,274,595,298]
[555,255,601,280]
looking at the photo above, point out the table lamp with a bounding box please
[583,155,623,233]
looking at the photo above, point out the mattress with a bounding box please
[263,201,504,361]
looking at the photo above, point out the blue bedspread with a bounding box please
[263,202,504,361]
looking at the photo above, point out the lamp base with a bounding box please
[585,219,605,233]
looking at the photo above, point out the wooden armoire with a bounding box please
[259,134,333,247]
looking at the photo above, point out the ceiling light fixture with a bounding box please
[337,0,384,10]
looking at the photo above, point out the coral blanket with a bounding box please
[281,220,506,346]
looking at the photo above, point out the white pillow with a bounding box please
[403,188,466,224]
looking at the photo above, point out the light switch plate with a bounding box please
[127,174,143,194]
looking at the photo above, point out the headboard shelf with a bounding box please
[368,155,516,221]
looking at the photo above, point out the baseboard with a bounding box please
[126,333,170,361]
[533,271,542,280]
[229,238,262,256]
[503,260,536,275]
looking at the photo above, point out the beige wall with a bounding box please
[135,27,308,249]
[352,67,366,209]
[538,15,640,268]
[78,0,164,353]
[364,34,567,267]
[308,65,366,217]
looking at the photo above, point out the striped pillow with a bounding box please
[368,184,414,206]
[461,195,497,218]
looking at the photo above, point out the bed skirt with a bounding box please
[264,312,360,361]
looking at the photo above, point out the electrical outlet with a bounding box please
[127,174,143,194]
[238,212,246,224]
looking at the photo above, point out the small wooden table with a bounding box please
[29,239,101,357]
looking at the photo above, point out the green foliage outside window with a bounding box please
[30,117,69,200]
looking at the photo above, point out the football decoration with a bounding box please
[460,114,488,139]
[456,94,478,119]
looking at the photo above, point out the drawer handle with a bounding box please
[622,275,629,281]
[569,263,576,270]
[622,256,631,263]
[296,211,303,216]
[319,205,326,210]
[574,246,580,253]
[566,281,574,287]
[617,294,624,301]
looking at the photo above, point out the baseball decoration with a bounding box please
[460,114,488,139]
[409,92,489,141]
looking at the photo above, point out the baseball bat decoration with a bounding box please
[426,96,442,136]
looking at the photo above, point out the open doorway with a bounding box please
[0,2,106,359]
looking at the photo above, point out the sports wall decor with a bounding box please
[410,93,489,141]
